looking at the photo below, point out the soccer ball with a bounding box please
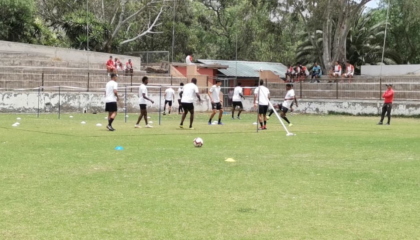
[193,137,204,147]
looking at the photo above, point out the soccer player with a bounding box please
[342,61,354,83]
[186,54,194,65]
[105,73,119,131]
[178,83,184,114]
[232,82,245,119]
[208,80,224,125]
[311,62,322,83]
[377,84,394,125]
[267,84,298,121]
[163,86,175,115]
[180,78,201,129]
[135,76,154,128]
[254,79,270,130]
[279,83,297,127]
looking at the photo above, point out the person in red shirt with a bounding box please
[106,56,115,74]
[378,84,394,125]
[125,59,134,75]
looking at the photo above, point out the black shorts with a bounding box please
[181,102,194,112]
[105,102,117,112]
[232,101,243,109]
[139,104,147,110]
[280,104,289,113]
[212,102,223,110]
[165,100,173,107]
[258,105,268,114]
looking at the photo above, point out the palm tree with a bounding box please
[295,11,402,74]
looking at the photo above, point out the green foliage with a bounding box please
[0,0,36,42]
[62,10,107,50]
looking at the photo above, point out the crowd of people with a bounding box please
[106,55,134,76]
[284,61,355,83]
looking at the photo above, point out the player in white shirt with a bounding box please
[231,82,245,120]
[185,54,193,65]
[177,83,184,114]
[135,76,155,128]
[208,80,224,125]
[163,87,175,115]
[253,80,271,130]
[341,61,354,83]
[280,84,297,127]
[104,73,119,131]
[179,78,201,129]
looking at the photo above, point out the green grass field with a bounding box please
[1,112,420,239]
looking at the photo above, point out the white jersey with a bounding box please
[209,85,221,103]
[254,86,270,106]
[178,87,183,99]
[181,83,199,103]
[105,81,118,103]
[232,86,243,102]
[165,88,175,101]
[138,84,148,104]
[186,55,193,65]
[282,89,295,109]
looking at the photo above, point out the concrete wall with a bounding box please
[0,40,140,70]
[1,92,420,115]
[361,65,420,76]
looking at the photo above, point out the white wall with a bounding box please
[1,92,420,116]
[362,65,420,76]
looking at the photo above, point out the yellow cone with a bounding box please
[225,158,236,162]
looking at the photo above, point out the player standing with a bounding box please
[377,84,394,125]
[208,80,224,125]
[254,80,270,130]
[135,76,154,128]
[163,86,175,115]
[180,78,201,129]
[232,82,245,119]
[178,83,184,114]
[105,73,119,131]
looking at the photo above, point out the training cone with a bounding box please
[225,158,236,162]
[115,146,124,151]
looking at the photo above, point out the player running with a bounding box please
[254,80,270,130]
[163,86,175,115]
[180,78,201,129]
[135,76,154,128]
[105,73,119,131]
[279,84,297,127]
[231,82,245,120]
[208,80,224,125]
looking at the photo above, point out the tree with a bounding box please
[277,0,372,72]
[0,0,36,43]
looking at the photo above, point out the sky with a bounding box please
[365,0,381,10]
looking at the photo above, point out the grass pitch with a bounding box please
[1,112,420,239]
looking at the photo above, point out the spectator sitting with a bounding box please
[341,61,354,83]
[125,59,134,75]
[328,61,342,83]
[106,56,116,75]
[285,64,294,82]
[311,62,322,83]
